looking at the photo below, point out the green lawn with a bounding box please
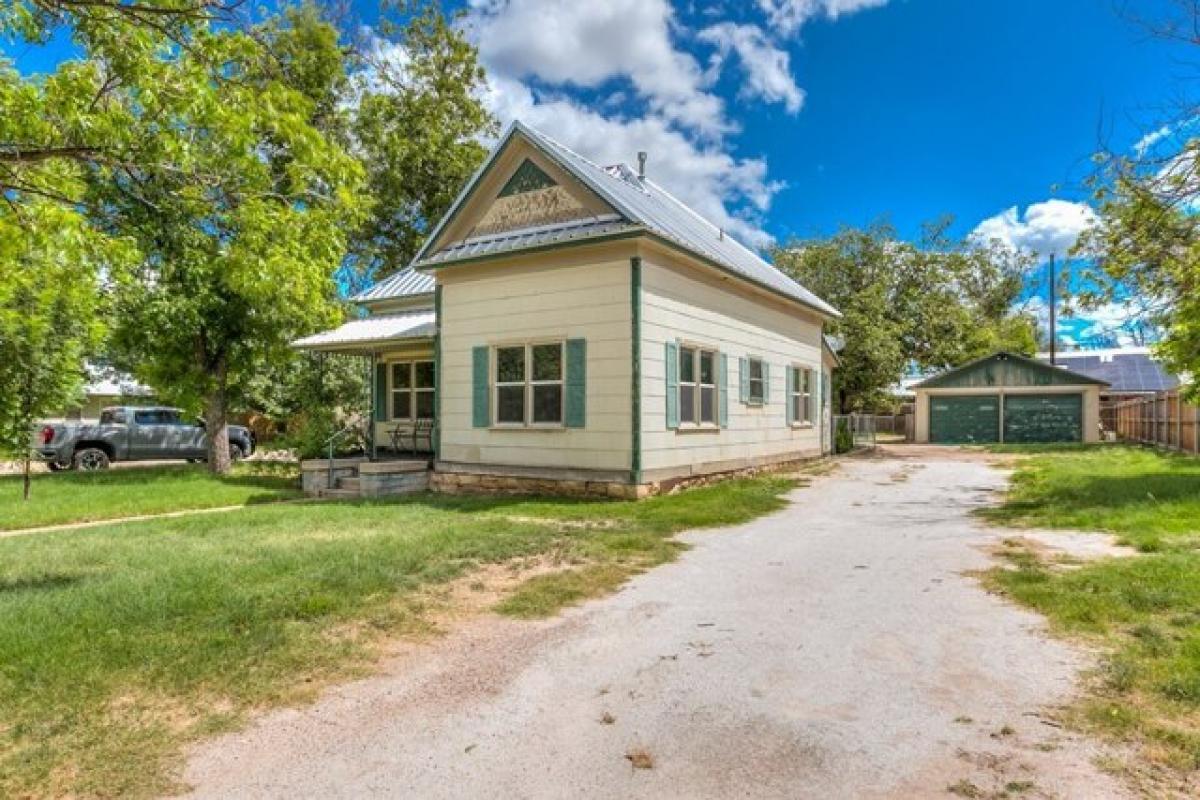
[0,462,303,531]
[982,445,1200,791]
[0,474,796,798]
[979,444,1200,552]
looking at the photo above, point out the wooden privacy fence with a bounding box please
[1111,390,1200,454]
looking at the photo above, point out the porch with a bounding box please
[300,457,431,498]
[292,308,438,496]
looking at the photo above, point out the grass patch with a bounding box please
[0,474,794,798]
[983,445,1200,792]
[0,461,302,530]
[978,444,1200,552]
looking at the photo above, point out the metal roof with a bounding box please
[83,363,153,397]
[407,121,839,318]
[291,311,435,352]
[1039,349,1179,393]
[351,267,435,303]
[913,350,1110,390]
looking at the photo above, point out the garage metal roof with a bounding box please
[914,351,1109,390]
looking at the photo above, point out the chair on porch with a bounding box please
[389,418,436,456]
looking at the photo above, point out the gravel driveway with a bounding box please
[181,449,1127,799]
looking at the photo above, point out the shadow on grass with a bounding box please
[0,572,88,594]
[0,462,299,492]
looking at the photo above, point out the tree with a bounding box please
[346,1,495,284]
[773,221,1037,412]
[1079,173,1200,400]
[1076,3,1200,399]
[0,203,114,498]
[93,23,365,474]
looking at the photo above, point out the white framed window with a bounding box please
[791,366,814,425]
[390,360,435,421]
[494,342,564,426]
[679,344,719,426]
[747,357,765,404]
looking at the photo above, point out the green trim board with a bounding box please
[915,351,1108,390]
[433,284,442,459]
[630,256,642,484]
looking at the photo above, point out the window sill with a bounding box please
[743,400,766,408]
[790,422,815,429]
[489,424,567,431]
[675,424,721,434]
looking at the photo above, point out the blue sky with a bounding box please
[5,0,1190,347]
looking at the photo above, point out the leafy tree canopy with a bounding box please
[774,220,1038,412]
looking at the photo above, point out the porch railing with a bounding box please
[324,422,362,489]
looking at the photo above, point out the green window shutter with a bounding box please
[813,369,821,424]
[374,362,388,422]
[472,346,489,428]
[785,366,794,426]
[665,341,679,429]
[718,352,729,428]
[565,338,587,428]
[763,362,771,404]
[739,356,749,403]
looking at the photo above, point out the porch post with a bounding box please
[369,350,378,462]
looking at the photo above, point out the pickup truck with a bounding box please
[34,406,256,470]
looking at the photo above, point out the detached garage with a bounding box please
[913,352,1108,444]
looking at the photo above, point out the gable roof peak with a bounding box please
[414,119,840,318]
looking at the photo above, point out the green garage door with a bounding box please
[930,395,1000,444]
[1002,394,1082,443]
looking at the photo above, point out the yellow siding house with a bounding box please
[295,122,840,497]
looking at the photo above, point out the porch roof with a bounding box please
[292,311,435,353]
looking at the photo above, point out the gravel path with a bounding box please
[180,450,1127,799]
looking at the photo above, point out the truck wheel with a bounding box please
[229,443,246,462]
[74,447,111,471]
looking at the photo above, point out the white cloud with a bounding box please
[757,0,890,36]
[468,0,727,138]
[1134,124,1172,157]
[481,75,779,248]
[969,199,1099,261]
[699,23,805,113]
[464,0,889,249]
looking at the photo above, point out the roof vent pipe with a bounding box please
[637,151,647,180]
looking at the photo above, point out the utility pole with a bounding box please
[1048,253,1056,366]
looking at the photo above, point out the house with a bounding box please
[294,121,839,498]
[1036,347,1179,433]
[51,364,153,421]
[912,351,1108,444]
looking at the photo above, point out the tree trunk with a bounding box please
[22,454,31,501]
[205,359,232,475]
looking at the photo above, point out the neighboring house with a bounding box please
[294,121,840,497]
[1036,347,1179,430]
[912,351,1108,444]
[52,364,153,421]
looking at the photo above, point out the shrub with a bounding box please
[835,419,854,454]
